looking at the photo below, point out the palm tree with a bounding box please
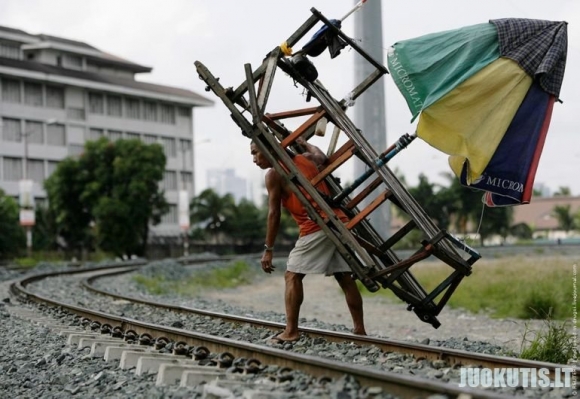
[553,186,572,197]
[552,204,576,233]
[189,189,236,243]
[439,172,483,234]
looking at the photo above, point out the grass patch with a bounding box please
[366,256,578,321]
[520,313,578,364]
[13,257,37,268]
[133,260,254,296]
[10,251,113,269]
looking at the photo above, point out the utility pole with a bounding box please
[353,0,390,238]
[178,140,191,257]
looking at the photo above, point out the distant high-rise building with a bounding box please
[533,182,552,198]
[0,25,213,237]
[206,168,249,203]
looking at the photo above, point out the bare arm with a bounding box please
[297,137,327,167]
[261,168,282,273]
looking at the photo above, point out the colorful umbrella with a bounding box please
[387,19,568,206]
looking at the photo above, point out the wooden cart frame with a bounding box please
[195,8,480,328]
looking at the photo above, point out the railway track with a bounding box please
[8,258,578,398]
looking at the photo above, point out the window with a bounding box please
[47,161,59,177]
[180,139,192,152]
[24,82,43,107]
[67,107,85,120]
[27,159,44,183]
[125,98,140,119]
[143,101,157,121]
[178,106,190,117]
[107,95,122,117]
[64,54,82,70]
[125,132,140,141]
[3,157,22,181]
[1,118,21,142]
[180,139,192,168]
[162,171,177,190]
[46,86,65,108]
[160,104,175,124]
[24,121,43,144]
[108,130,122,141]
[161,204,178,224]
[1,78,20,103]
[181,171,193,191]
[0,41,20,59]
[47,124,66,146]
[69,144,84,156]
[89,128,104,141]
[89,92,104,114]
[143,134,157,145]
[161,137,176,158]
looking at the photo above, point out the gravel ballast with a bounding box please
[1,259,575,399]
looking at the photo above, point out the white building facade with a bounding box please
[0,25,212,238]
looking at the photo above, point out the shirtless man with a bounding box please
[251,138,366,342]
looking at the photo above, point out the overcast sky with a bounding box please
[1,0,578,202]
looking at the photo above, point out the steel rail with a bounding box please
[9,260,517,399]
[80,266,577,382]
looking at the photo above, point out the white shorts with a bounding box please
[287,230,351,276]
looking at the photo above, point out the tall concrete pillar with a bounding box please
[353,0,390,238]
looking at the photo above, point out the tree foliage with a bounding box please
[510,222,533,240]
[44,157,92,252]
[188,189,299,247]
[477,206,513,245]
[0,189,25,258]
[552,204,576,232]
[32,204,59,251]
[189,171,526,250]
[439,173,484,235]
[553,186,572,197]
[190,189,236,243]
[228,198,265,245]
[403,173,513,245]
[45,138,168,257]
[406,174,453,228]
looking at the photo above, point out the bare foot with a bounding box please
[268,332,300,343]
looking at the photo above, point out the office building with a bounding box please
[0,25,212,237]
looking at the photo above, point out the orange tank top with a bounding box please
[282,155,348,236]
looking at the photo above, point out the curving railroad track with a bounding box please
[8,257,578,399]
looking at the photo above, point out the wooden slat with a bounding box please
[280,110,326,148]
[267,107,320,120]
[345,177,382,210]
[257,50,280,114]
[346,190,392,230]
[311,143,356,186]
[244,64,260,123]
[262,114,291,137]
[379,220,417,251]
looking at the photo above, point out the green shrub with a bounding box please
[14,257,37,268]
[520,315,578,364]
[519,292,560,319]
